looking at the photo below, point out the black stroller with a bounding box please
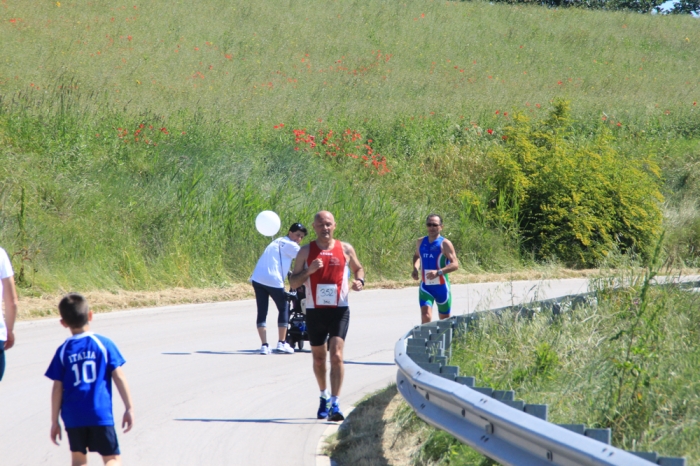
[285,284,308,350]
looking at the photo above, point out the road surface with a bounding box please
[0,279,588,465]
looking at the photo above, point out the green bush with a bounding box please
[471,101,664,268]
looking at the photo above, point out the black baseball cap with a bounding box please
[289,222,308,235]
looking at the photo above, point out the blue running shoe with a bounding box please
[317,397,330,419]
[327,402,344,422]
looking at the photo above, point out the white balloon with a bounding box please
[255,211,281,237]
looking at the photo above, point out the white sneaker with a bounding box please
[276,341,295,354]
[260,344,271,355]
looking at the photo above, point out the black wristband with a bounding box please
[357,278,365,286]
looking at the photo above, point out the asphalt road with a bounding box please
[0,279,588,465]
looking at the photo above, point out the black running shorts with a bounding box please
[306,307,350,347]
[66,425,120,456]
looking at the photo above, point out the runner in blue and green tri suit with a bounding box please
[412,214,459,324]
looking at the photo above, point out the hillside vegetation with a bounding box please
[0,0,698,292]
[423,269,700,463]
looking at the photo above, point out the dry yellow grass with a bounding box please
[17,267,694,320]
[16,284,254,320]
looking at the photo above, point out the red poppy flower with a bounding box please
[487,129,493,135]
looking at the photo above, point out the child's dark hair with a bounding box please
[59,293,90,328]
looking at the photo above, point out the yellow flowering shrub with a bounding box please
[480,101,663,267]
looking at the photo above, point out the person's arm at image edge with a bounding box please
[2,276,18,349]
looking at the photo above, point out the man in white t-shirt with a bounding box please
[251,223,308,354]
[0,246,19,381]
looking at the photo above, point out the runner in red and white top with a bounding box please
[289,211,365,422]
[304,239,349,309]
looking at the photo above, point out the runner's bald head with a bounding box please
[314,211,335,224]
[313,210,336,240]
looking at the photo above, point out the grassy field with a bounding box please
[444,274,700,463]
[0,0,699,293]
[2,0,699,123]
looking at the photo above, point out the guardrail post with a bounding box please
[584,428,611,444]
[658,457,687,466]
[455,376,475,387]
[524,404,548,421]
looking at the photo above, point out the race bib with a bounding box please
[316,284,338,306]
[423,270,441,286]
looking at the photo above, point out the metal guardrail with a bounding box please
[394,291,688,466]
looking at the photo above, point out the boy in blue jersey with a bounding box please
[412,214,459,324]
[45,293,134,466]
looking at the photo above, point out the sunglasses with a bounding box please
[290,223,308,234]
[426,223,440,227]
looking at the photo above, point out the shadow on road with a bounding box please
[343,361,395,366]
[193,349,311,355]
[175,417,327,425]
[327,385,397,466]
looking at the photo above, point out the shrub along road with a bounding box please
[1,280,588,465]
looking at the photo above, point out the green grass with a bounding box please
[447,277,700,462]
[2,0,699,124]
[0,0,699,292]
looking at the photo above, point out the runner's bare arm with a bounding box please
[289,245,322,289]
[440,239,459,275]
[411,239,421,281]
[343,242,365,291]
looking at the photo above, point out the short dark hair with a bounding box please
[289,222,308,235]
[426,214,443,225]
[58,293,90,328]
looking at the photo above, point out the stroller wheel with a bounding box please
[298,339,304,351]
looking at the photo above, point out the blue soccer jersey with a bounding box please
[45,332,125,428]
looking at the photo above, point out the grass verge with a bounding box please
[14,267,617,320]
